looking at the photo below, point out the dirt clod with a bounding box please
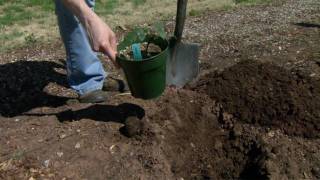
[311,167,320,178]
[122,116,143,137]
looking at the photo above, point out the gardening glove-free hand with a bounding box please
[62,0,118,66]
[84,15,118,64]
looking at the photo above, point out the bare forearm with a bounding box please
[61,0,97,26]
[60,0,118,62]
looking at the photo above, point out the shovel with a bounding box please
[166,0,200,87]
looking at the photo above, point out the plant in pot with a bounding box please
[116,22,169,100]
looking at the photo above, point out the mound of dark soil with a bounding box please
[151,90,269,179]
[193,60,320,138]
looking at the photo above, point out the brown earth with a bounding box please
[190,60,320,138]
[1,0,320,179]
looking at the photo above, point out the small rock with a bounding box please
[59,134,66,139]
[109,145,120,154]
[29,177,36,180]
[76,129,81,133]
[29,168,38,173]
[75,143,81,149]
[57,152,64,157]
[267,131,275,138]
[310,73,316,77]
[117,25,127,31]
[190,143,195,148]
[43,160,50,168]
[221,112,234,128]
[15,118,20,122]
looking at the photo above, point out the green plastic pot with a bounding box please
[117,36,168,100]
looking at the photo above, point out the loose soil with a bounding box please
[191,60,320,138]
[1,0,320,179]
[119,42,162,60]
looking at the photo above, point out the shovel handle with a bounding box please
[174,0,188,43]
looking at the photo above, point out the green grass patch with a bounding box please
[223,5,234,11]
[0,0,54,11]
[23,0,55,11]
[96,0,119,14]
[95,0,147,15]
[189,9,202,17]
[0,0,275,53]
[0,30,25,52]
[0,30,24,41]
[233,0,273,5]
[0,1,54,27]
[0,8,34,27]
[132,0,146,6]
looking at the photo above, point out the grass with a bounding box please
[0,30,24,41]
[0,4,33,27]
[234,0,273,5]
[0,0,269,52]
[96,0,119,14]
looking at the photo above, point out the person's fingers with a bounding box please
[101,42,115,60]
[100,42,120,68]
[110,34,118,53]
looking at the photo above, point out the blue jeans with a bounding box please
[55,0,107,95]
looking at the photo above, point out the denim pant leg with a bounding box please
[55,0,106,95]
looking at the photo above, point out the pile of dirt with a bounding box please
[149,90,269,179]
[192,60,320,138]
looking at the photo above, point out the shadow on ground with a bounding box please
[293,22,320,28]
[0,60,69,117]
[55,103,145,123]
[25,103,145,137]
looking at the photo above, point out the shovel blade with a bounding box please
[166,43,200,87]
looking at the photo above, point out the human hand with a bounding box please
[62,0,119,67]
[84,14,118,66]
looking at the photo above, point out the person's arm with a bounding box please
[62,0,117,62]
